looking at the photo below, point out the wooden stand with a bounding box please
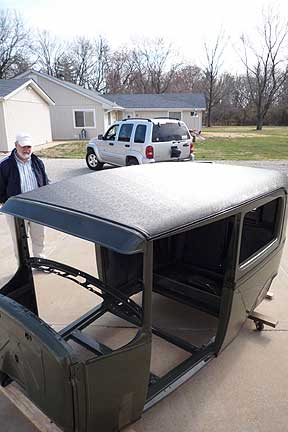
[0,383,61,432]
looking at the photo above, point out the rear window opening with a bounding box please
[152,122,190,142]
[240,198,281,264]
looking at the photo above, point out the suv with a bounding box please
[86,117,194,170]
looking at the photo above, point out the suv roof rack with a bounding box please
[122,117,152,122]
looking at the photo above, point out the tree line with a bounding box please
[1,8,288,129]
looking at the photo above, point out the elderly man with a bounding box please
[0,132,49,259]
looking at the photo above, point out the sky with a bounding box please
[1,0,288,73]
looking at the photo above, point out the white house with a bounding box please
[16,70,206,140]
[0,79,54,152]
[16,70,122,141]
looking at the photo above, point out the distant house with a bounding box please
[16,70,122,141]
[15,70,205,140]
[0,79,54,152]
[104,93,206,131]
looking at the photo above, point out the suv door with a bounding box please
[100,124,119,162]
[103,123,134,166]
[152,122,191,161]
[115,123,134,165]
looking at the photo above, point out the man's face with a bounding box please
[15,143,32,161]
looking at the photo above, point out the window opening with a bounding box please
[240,198,281,264]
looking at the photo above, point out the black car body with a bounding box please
[0,162,287,431]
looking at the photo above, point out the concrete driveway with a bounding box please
[1,159,288,432]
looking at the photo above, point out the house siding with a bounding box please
[25,74,104,139]
[119,110,203,131]
[4,86,52,151]
[126,110,168,119]
[182,111,203,131]
[0,103,8,151]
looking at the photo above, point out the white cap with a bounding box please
[15,132,32,147]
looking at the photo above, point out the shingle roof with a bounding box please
[15,70,117,107]
[58,79,112,103]
[103,93,206,109]
[0,79,31,98]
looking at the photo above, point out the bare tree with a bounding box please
[34,30,71,79]
[130,38,181,93]
[240,10,288,130]
[87,37,111,92]
[202,31,227,127]
[167,64,203,93]
[70,36,94,87]
[69,36,111,91]
[106,48,136,93]
[0,9,32,78]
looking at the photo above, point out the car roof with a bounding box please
[2,163,287,254]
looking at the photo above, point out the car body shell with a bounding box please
[0,163,287,432]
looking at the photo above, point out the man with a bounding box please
[0,132,49,259]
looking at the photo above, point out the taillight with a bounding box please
[190,142,194,154]
[146,145,154,159]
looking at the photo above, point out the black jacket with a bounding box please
[0,149,49,204]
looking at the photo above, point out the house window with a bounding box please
[74,110,95,128]
[239,198,281,264]
[168,112,181,120]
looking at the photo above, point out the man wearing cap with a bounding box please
[0,132,49,259]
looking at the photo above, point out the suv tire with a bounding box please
[126,158,139,166]
[86,150,104,171]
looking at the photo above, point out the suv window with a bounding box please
[104,125,118,140]
[118,124,133,142]
[134,125,147,143]
[152,122,190,142]
[239,198,280,264]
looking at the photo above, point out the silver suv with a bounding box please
[86,117,194,170]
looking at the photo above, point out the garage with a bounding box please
[0,79,54,152]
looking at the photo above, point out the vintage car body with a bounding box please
[0,162,287,431]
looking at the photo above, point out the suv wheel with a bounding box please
[86,150,104,171]
[126,158,139,166]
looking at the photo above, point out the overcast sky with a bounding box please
[1,0,288,73]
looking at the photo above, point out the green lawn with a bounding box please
[35,127,288,160]
[35,141,88,159]
[196,126,288,160]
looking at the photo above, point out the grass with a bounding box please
[35,141,88,159]
[196,126,288,160]
[35,127,288,160]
